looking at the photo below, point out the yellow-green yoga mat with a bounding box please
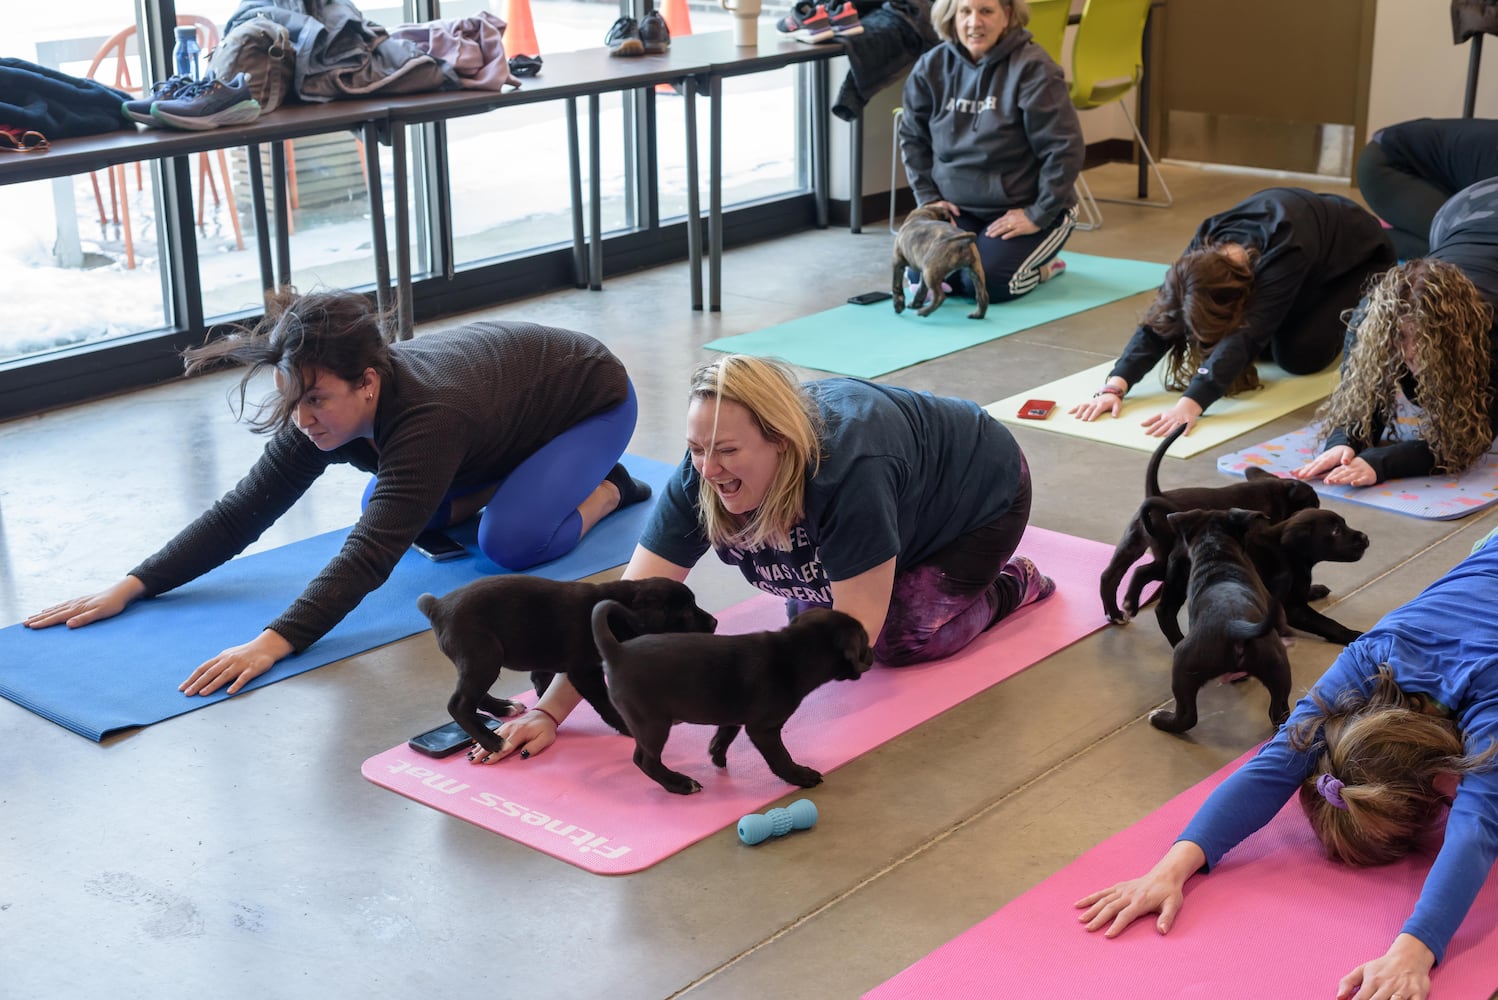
[703,253,1169,378]
[987,360,1341,458]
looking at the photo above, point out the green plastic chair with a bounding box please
[1068,0,1172,226]
[888,0,1075,232]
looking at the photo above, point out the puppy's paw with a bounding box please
[710,748,728,768]
[1307,584,1331,602]
[663,774,703,795]
[1148,709,1191,734]
[1107,610,1131,625]
[779,765,823,788]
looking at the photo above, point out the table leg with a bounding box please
[393,123,413,339]
[709,73,723,312]
[247,143,275,296]
[849,111,863,234]
[270,140,291,288]
[364,122,390,320]
[684,75,702,311]
[589,93,603,292]
[811,61,829,230]
[566,98,588,288]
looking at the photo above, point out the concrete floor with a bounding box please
[3,162,1494,999]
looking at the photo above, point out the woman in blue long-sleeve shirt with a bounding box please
[1075,538,1498,1000]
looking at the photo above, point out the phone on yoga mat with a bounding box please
[1017,399,1056,420]
[848,290,894,305]
[408,717,504,757]
[412,529,467,562]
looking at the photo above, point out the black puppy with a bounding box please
[1148,508,1292,734]
[1100,425,1321,624]
[1150,505,1370,647]
[592,600,873,795]
[416,577,717,755]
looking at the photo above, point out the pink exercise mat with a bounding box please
[865,752,1498,1000]
[362,527,1113,874]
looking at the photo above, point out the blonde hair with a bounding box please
[689,356,822,551]
[1314,259,1494,475]
[929,0,1030,45]
[1144,243,1261,396]
[1290,665,1498,866]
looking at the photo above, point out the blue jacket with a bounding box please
[0,58,129,138]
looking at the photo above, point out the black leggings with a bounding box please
[1268,244,1398,375]
[953,206,1078,303]
[1356,140,1450,261]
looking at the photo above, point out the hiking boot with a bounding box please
[827,1,865,37]
[605,16,645,57]
[639,8,671,54]
[783,3,835,43]
[121,75,196,127]
[150,73,261,131]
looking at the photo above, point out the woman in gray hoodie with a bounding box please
[898,0,1084,302]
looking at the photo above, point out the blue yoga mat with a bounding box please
[0,455,672,741]
[702,252,1169,378]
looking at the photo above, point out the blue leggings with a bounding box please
[363,380,638,570]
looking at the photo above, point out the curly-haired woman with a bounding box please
[1068,187,1396,438]
[1076,537,1498,1000]
[1294,178,1498,487]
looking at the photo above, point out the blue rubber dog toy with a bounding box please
[737,799,818,846]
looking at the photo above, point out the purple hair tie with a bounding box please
[1316,773,1349,811]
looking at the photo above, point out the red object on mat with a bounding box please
[865,752,1498,1000]
[362,527,1113,874]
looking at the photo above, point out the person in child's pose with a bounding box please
[1294,178,1498,487]
[1076,536,1498,1000]
[1356,117,1498,260]
[483,355,1055,762]
[1068,187,1396,437]
[898,0,1084,303]
[24,289,652,703]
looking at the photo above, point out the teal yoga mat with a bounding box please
[0,455,671,742]
[703,253,1169,378]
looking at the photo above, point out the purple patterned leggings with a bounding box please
[788,454,1034,666]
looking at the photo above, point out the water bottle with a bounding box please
[173,25,201,81]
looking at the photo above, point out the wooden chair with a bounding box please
[85,16,245,268]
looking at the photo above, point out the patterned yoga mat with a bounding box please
[1217,399,1498,520]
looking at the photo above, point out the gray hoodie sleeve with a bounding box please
[898,52,944,208]
[1015,56,1084,228]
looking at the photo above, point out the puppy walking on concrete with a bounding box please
[892,203,989,319]
[1099,425,1321,624]
[1146,507,1293,734]
[593,600,873,795]
[417,576,717,760]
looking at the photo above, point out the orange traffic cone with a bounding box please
[655,0,692,94]
[505,0,541,57]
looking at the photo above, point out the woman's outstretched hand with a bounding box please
[1074,840,1205,938]
[24,576,148,630]
[1337,934,1435,1000]
[1141,398,1204,438]
[1070,393,1122,422]
[180,629,294,696]
[1295,446,1378,488]
[468,708,560,764]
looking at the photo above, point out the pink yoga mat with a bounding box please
[866,752,1498,1000]
[362,527,1113,874]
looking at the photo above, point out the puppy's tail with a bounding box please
[1138,496,1174,542]
[1226,614,1277,642]
[591,599,645,664]
[416,592,441,624]
[1144,425,1188,498]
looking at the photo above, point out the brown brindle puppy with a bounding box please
[892,203,989,319]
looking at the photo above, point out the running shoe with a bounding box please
[150,73,261,131]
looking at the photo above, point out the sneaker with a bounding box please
[1040,258,1067,282]
[150,74,261,131]
[786,4,835,43]
[639,8,671,54]
[605,16,645,57]
[776,1,819,32]
[827,1,864,37]
[122,75,196,127]
[1001,557,1056,609]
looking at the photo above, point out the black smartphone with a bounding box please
[407,716,504,758]
[412,529,467,562]
[848,290,894,305]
